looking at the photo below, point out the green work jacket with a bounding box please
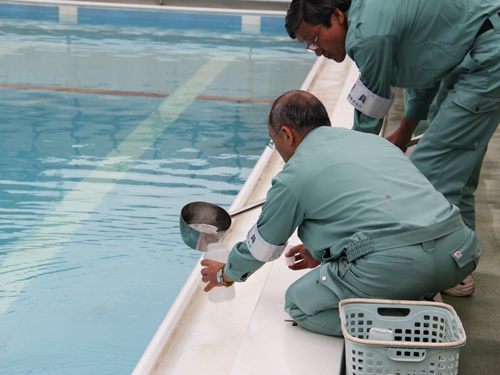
[224,126,460,282]
[346,0,500,134]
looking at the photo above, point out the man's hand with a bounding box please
[385,117,420,153]
[285,244,321,270]
[200,259,231,292]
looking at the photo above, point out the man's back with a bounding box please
[272,126,459,259]
[346,0,500,90]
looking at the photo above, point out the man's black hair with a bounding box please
[268,90,331,135]
[285,0,352,38]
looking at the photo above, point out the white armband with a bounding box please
[246,222,286,262]
[347,77,396,119]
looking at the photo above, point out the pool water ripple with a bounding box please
[0,6,316,374]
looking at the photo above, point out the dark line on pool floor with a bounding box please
[0,83,274,104]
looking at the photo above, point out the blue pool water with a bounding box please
[0,3,316,374]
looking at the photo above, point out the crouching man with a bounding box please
[200,90,480,336]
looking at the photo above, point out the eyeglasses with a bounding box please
[305,24,323,53]
[267,140,275,149]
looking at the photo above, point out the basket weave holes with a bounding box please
[394,328,403,341]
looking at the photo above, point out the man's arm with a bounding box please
[227,175,305,280]
[203,175,305,288]
[385,86,440,151]
[385,117,420,153]
[349,34,398,135]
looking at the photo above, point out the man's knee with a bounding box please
[285,270,339,315]
[284,271,344,336]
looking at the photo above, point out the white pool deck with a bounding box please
[132,56,359,375]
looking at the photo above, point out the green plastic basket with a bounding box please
[339,299,466,375]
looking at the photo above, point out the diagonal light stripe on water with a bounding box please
[0,42,22,55]
[0,57,233,314]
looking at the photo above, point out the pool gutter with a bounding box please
[1,0,286,16]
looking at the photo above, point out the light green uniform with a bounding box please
[346,0,500,229]
[225,127,480,336]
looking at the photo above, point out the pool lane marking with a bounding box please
[0,83,274,104]
[0,57,234,315]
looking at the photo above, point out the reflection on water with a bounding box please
[0,8,316,375]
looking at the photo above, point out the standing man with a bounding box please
[201,90,480,336]
[285,0,500,296]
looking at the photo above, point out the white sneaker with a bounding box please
[443,274,475,297]
[424,292,443,303]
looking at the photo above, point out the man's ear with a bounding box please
[280,126,295,146]
[331,9,345,25]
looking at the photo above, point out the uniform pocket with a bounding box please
[428,90,500,149]
[337,256,351,279]
[457,48,491,91]
[453,90,500,114]
[449,230,481,270]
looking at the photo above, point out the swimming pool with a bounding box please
[0,3,316,374]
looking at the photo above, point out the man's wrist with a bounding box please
[217,265,234,288]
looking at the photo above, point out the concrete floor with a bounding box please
[447,127,500,374]
[382,88,500,374]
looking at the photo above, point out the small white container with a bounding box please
[285,254,296,266]
[368,327,394,341]
[284,244,296,266]
[204,243,235,303]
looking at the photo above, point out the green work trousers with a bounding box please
[410,23,500,230]
[285,224,480,336]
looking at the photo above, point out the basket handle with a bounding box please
[387,349,427,362]
[377,307,411,318]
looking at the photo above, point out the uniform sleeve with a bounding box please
[348,34,398,135]
[403,85,440,120]
[224,174,305,282]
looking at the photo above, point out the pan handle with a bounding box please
[228,198,266,217]
[405,134,423,147]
